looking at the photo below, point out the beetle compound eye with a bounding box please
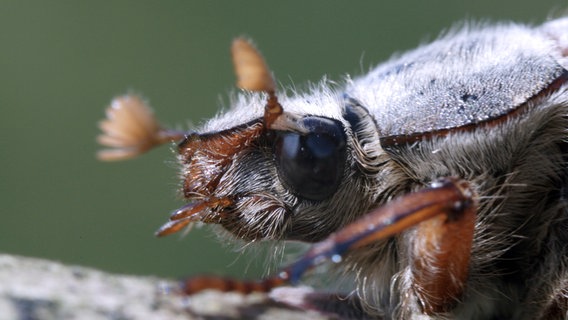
[274,117,347,201]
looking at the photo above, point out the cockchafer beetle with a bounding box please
[98,17,568,319]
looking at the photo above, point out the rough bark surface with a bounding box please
[0,254,340,320]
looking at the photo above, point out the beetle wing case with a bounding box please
[350,22,565,136]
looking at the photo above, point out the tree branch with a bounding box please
[0,254,343,320]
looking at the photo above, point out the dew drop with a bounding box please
[331,254,343,263]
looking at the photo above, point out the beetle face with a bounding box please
[174,93,395,242]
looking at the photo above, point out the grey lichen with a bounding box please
[0,254,339,320]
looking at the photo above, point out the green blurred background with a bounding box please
[1,1,566,279]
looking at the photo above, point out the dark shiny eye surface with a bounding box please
[274,117,347,201]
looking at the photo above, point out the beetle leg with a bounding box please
[409,183,476,314]
[178,178,476,314]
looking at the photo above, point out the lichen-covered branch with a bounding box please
[0,254,339,320]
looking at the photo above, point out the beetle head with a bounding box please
[156,39,388,242]
[98,38,390,242]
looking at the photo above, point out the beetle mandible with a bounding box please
[98,17,568,319]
